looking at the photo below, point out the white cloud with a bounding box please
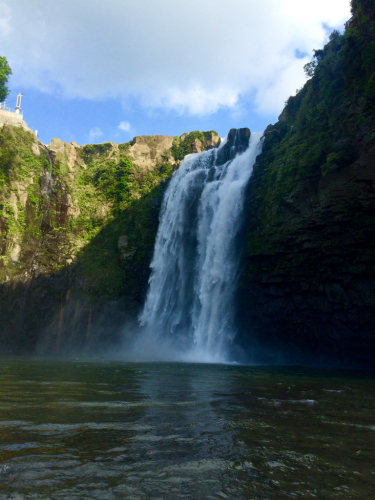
[88,127,103,143]
[255,57,311,115]
[0,1,11,37]
[118,121,131,132]
[142,85,239,115]
[0,0,351,117]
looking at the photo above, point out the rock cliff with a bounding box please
[0,128,219,353]
[240,0,375,367]
[216,128,250,166]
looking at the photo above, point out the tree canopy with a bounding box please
[0,56,12,103]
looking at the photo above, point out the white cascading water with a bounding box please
[136,131,263,363]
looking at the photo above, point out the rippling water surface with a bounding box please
[0,360,374,499]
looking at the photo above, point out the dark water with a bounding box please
[0,361,374,499]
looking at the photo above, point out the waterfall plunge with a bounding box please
[135,131,263,363]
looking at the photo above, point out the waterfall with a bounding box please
[136,130,263,363]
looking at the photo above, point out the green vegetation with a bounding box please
[240,0,375,357]
[0,56,11,103]
[171,130,219,161]
[0,124,49,188]
[0,125,49,272]
[247,0,375,250]
[69,142,173,244]
[0,125,218,311]
[81,142,112,164]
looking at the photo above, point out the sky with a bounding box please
[0,0,351,145]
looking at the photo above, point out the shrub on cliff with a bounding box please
[171,131,218,161]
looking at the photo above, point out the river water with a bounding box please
[0,360,374,499]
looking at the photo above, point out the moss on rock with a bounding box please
[0,127,218,353]
[240,0,375,367]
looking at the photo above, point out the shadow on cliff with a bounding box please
[0,182,167,356]
[236,130,375,370]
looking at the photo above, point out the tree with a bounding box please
[303,61,316,78]
[329,29,340,41]
[0,56,12,103]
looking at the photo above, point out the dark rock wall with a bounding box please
[240,0,375,367]
[216,128,250,165]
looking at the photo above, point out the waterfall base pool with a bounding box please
[0,360,374,499]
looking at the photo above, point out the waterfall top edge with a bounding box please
[216,127,251,166]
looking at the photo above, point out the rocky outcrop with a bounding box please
[170,131,221,163]
[127,135,176,171]
[216,128,250,166]
[48,138,85,174]
[190,134,221,154]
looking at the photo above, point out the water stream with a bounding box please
[137,132,263,363]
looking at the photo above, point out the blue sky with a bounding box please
[1,0,351,146]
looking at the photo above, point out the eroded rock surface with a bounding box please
[127,135,175,171]
[0,126,218,353]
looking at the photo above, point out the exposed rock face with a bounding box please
[170,131,221,164]
[48,134,180,176]
[194,133,221,152]
[49,138,84,174]
[216,128,250,166]
[127,135,176,171]
[0,126,218,354]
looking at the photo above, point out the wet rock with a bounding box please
[118,235,129,251]
[216,128,251,166]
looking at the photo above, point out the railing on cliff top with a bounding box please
[0,104,23,117]
[1,94,24,117]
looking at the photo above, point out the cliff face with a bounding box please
[0,128,219,353]
[240,0,375,366]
